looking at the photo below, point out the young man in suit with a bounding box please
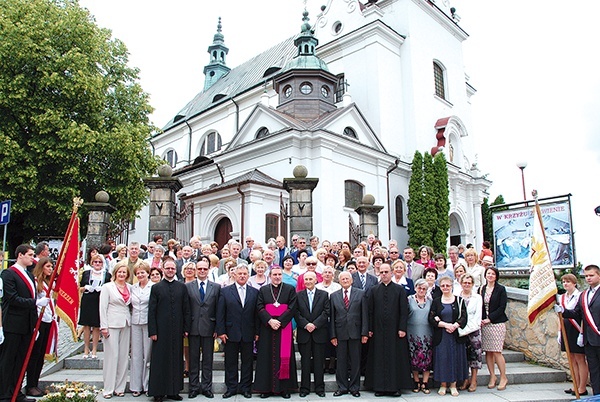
[295,271,330,397]
[330,272,368,398]
[216,265,259,399]
[0,244,49,402]
[560,264,600,395]
[186,260,220,399]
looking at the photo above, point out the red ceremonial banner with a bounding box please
[55,211,81,341]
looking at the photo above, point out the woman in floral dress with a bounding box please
[407,278,433,394]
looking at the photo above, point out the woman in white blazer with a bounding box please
[100,262,132,399]
[457,273,483,392]
[130,261,153,397]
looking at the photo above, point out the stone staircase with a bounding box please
[40,346,572,398]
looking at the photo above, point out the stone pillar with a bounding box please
[144,165,183,243]
[355,194,384,243]
[86,191,116,250]
[283,165,319,241]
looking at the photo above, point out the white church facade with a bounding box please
[130,0,491,248]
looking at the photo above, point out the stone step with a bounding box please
[41,361,566,394]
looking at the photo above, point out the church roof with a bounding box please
[180,169,283,199]
[163,35,300,132]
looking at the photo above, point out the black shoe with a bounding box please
[564,388,574,394]
[202,391,214,399]
[351,391,360,398]
[316,392,325,397]
[333,390,347,397]
[188,391,198,399]
[26,388,43,397]
[579,390,589,396]
[299,392,308,397]
[374,392,385,397]
[391,391,402,397]
[260,394,270,399]
[281,392,290,399]
[328,368,336,375]
[222,391,235,399]
[168,395,183,401]
[242,392,252,399]
[153,397,164,402]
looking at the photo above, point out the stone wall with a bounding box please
[505,287,570,372]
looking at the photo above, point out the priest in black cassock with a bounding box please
[253,267,298,399]
[147,257,191,402]
[364,263,412,396]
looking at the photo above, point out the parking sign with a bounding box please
[0,200,11,225]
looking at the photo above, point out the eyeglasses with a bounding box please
[440,284,452,288]
[197,267,209,271]
[389,251,399,254]
[379,271,390,274]
[306,262,317,266]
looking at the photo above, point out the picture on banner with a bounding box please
[492,200,574,270]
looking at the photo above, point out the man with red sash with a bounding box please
[0,244,49,402]
[253,267,297,398]
[561,264,600,395]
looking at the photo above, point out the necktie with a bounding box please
[361,274,366,289]
[407,263,412,279]
[308,290,314,313]
[199,281,205,302]
[239,286,245,307]
[344,289,349,310]
[589,288,596,305]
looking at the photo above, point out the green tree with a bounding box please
[481,194,506,250]
[407,151,426,249]
[432,152,450,254]
[422,152,437,247]
[0,0,161,252]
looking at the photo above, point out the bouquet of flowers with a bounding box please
[41,381,98,402]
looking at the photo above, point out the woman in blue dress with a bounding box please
[428,276,468,397]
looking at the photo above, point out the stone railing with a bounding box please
[504,287,569,372]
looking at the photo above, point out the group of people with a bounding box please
[14,235,600,400]
[69,234,515,400]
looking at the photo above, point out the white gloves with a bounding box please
[84,285,93,292]
[554,305,564,313]
[577,333,585,347]
[0,327,4,344]
[36,297,50,307]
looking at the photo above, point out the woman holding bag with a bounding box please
[457,273,483,392]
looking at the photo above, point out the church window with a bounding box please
[321,85,329,98]
[163,149,178,167]
[335,73,346,103]
[332,21,343,35]
[343,127,357,138]
[283,85,292,98]
[300,82,313,95]
[256,127,270,139]
[344,180,364,209]
[395,196,405,226]
[265,214,279,241]
[433,61,446,100]
[199,131,222,156]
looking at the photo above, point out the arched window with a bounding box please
[344,180,364,209]
[433,61,446,100]
[343,126,357,138]
[199,131,222,156]
[395,196,405,226]
[256,127,269,139]
[163,149,178,167]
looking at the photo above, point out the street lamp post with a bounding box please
[516,162,527,201]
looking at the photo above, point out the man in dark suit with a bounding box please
[561,264,600,395]
[351,256,377,375]
[351,256,378,292]
[216,265,258,399]
[330,272,368,398]
[275,236,289,266]
[295,272,330,397]
[0,244,49,402]
[186,260,220,399]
